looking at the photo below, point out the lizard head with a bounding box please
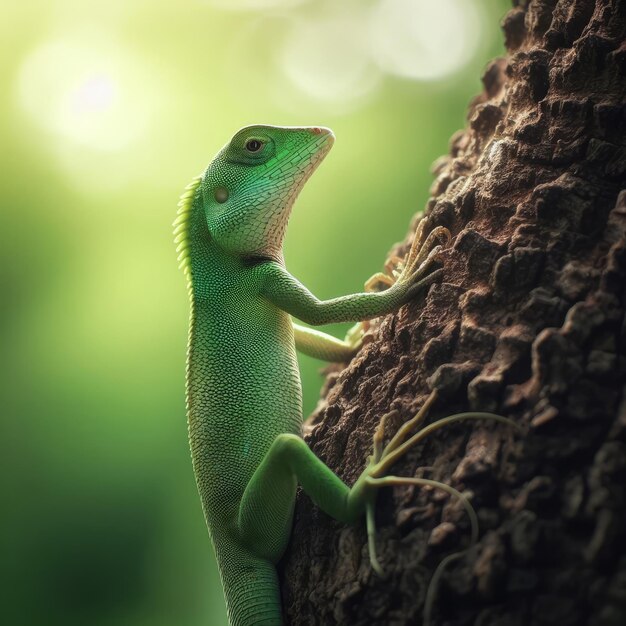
[200,125,334,262]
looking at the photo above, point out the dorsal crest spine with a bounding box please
[173,174,203,294]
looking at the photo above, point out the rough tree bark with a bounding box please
[279,1,626,625]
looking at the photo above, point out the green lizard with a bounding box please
[174,125,485,625]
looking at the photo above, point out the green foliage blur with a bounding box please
[1,1,510,624]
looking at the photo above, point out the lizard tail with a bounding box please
[217,544,283,626]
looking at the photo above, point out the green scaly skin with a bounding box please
[174,125,445,625]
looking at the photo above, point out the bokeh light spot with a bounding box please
[279,14,380,108]
[369,0,483,81]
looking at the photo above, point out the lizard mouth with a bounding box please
[310,128,335,163]
[309,126,335,147]
[303,133,334,180]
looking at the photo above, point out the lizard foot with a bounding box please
[351,220,451,351]
[364,218,451,293]
[361,390,521,577]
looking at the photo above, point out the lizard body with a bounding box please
[175,125,448,624]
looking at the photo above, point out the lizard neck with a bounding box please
[185,200,282,300]
[188,233,242,301]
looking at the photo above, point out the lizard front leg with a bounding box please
[285,223,450,362]
[255,242,447,328]
[293,321,364,361]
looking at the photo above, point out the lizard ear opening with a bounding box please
[214,187,229,204]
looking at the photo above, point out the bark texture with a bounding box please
[280,1,626,624]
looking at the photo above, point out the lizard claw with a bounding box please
[364,219,451,293]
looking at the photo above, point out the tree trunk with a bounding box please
[279,1,626,624]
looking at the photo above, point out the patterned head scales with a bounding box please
[201,125,334,261]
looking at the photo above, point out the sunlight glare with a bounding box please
[70,73,118,113]
[17,37,156,151]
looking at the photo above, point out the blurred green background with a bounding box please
[1,1,510,624]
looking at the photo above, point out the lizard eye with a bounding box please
[245,139,264,153]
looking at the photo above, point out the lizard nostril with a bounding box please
[310,127,322,135]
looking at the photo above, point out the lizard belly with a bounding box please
[186,303,302,527]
